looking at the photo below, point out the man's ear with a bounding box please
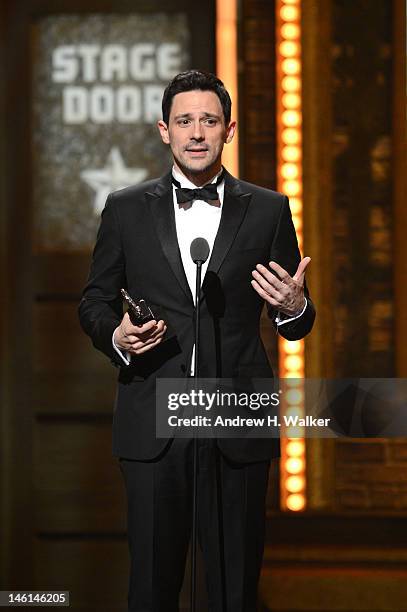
[157,120,170,144]
[225,121,237,144]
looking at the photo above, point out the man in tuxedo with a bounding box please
[79,70,315,612]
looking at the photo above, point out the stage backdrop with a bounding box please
[32,14,189,251]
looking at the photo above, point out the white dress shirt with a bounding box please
[172,166,224,300]
[112,167,306,366]
[172,167,224,374]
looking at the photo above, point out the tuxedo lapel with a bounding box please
[145,173,193,304]
[206,170,252,276]
[145,169,251,302]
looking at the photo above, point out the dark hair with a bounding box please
[162,69,232,125]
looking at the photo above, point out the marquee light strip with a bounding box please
[216,0,239,177]
[276,0,306,512]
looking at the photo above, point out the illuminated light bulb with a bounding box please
[281,128,300,144]
[285,406,302,419]
[282,340,303,354]
[282,180,301,196]
[282,93,301,109]
[281,23,300,39]
[284,354,303,370]
[282,58,301,75]
[280,5,299,21]
[285,377,302,388]
[282,145,301,162]
[286,388,304,404]
[285,475,304,493]
[283,0,300,4]
[282,110,301,127]
[288,197,302,214]
[282,76,301,92]
[285,457,304,473]
[286,440,305,456]
[281,163,299,180]
[279,41,299,58]
[286,493,305,511]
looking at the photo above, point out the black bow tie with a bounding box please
[172,170,224,209]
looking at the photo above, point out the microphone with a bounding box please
[189,236,210,612]
[190,237,210,265]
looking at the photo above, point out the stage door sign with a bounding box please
[32,14,189,250]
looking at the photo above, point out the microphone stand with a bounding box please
[191,258,203,612]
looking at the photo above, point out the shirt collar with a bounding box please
[171,166,224,190]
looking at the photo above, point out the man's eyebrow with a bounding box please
[201,112,221,119]
[173,112,222,120]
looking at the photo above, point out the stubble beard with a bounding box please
[175,149,222,180]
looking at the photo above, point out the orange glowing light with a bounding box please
[216,0,238,176]
[279,41,299,57]
[282,93,301,109]
[282,58,301,75]
[282,76,301,92]
[282,110,301,127]
[281,163,299,179]
[286,493,306,511]
[285,368,302,376]
[282,180,301,196]
[283,340,303,354]
[286,457,304,474]
[284,355,303,371]
[286,440,305,456]
[288,197,302,213]
[280,5,299,21]
[292,214,302,231]
[278,0,305,513]
[282,146,301,161]
[285,475,304,493]
[281,23,300,39]
[281,128,301,144]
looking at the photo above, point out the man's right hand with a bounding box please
[114,312,167,355]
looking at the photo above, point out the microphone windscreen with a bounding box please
[190,237,210,264]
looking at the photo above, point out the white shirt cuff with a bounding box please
[275,297,308,327]
[112,328,131,365]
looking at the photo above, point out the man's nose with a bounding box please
[191,120,204,140]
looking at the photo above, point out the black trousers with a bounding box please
[119,437,270,612]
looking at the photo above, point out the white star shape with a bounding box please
[81,147,148,214]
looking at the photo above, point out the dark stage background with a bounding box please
[1,1,406,610]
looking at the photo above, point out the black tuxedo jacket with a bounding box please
[78,169,315,462]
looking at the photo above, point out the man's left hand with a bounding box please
[251,257,311,316]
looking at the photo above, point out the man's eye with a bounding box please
[178,119,190,126]
[204,118,217,125]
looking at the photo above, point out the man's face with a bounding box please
[158,90,236,177]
